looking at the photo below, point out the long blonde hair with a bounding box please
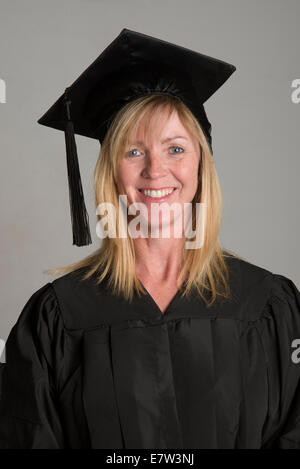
[45,93,243,307]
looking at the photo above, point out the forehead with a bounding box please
[129,106,192,144]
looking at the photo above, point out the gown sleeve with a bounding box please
[260,273,300,449]
[0,283,67,449]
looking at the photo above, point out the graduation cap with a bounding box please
[37,28,236,247]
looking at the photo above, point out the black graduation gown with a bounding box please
[1,255,300,449]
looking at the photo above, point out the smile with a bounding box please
[138,188,177,199]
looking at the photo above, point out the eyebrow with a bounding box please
[130,136,188,145]
[162,136,188,143]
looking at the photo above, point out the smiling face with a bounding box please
[117,106,201,233]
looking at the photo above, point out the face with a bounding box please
[117,107,200,234]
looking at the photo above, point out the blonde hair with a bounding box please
[45,93,243,307]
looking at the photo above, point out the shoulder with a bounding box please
[224,251,274,295]
[224,251,273,283]
[50,266,124,329]
[5,282,65,368]
[13,282,61,331]
[222,251,300,322]
[7,268,106,344]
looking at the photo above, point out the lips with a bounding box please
[137,187,177,201]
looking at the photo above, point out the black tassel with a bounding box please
[63,88,92,246]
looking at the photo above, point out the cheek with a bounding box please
[176,157,199,194]
[178,165,198,189]
[118,162,136,189]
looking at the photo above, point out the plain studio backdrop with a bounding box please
[0,0,299,343]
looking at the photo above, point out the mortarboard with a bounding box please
[37,28,236,247]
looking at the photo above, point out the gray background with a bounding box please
[0,0,299,342]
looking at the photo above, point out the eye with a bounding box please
[126,148,142,158]
[169,146,184,154]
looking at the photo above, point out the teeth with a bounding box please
[142,188,174,198]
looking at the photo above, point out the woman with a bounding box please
[0,29,300,449]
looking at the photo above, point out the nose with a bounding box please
[142,151,167,179]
